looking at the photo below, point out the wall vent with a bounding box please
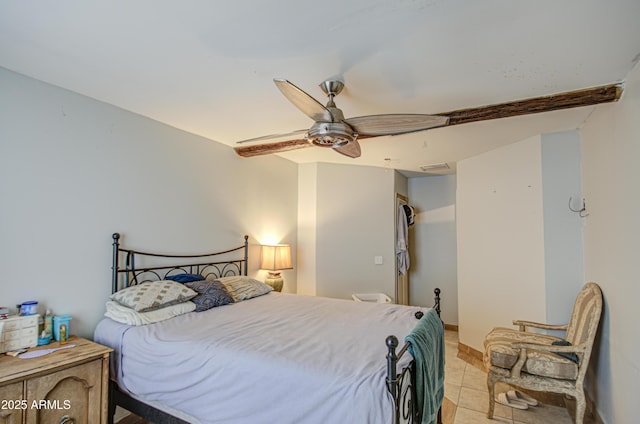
[419,162,450,172]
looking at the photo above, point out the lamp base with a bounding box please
[264,271,284,292]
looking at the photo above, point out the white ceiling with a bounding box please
[2,1,639,176]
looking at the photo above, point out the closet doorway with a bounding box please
[395,193,410,305]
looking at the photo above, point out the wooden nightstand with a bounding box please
[0,336,112,423]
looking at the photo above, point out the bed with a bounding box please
[94,233,444,424]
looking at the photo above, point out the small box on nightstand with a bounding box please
[0,314,39,353]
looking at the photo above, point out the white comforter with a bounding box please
[95,292,429,424]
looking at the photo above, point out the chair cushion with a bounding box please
[484,327,579,380]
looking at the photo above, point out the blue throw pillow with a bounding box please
[165,273,204,283]
[551,340,579,363]
[184,280,234,312]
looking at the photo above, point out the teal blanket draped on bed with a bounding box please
[405,308,445,424]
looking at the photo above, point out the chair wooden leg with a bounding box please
[486,372,496,419]
[575,390,586,424]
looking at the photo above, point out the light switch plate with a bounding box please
[374,256,383,265]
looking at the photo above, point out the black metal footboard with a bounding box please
[386,288,442,424]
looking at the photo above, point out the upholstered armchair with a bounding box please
[483,282,603,424]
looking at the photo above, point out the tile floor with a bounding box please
[443,329,592,424]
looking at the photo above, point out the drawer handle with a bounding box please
[59,415,75,424]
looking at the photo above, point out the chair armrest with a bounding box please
[512,320,568,332]
[511,341,586,354]
[508,341,585,378]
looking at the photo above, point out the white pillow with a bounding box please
[105,300,195,326]
[110,280,197,312]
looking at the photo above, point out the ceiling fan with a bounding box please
[236,79,448,159]
[235,79,623,159]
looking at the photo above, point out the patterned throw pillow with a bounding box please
[184,280,235,312]
[111,280,197,312]
[216,276,272,302]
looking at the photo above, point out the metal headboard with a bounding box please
[111,233,249,294]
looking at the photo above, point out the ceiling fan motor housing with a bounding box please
[307,121,357,147]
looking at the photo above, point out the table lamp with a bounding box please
[260,244,293,292]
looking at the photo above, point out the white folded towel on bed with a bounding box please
[105,300,195,326]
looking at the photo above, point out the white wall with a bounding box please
[408,175,458,325]
[297,163,318,296]
[0,68,299,338]
[456,131,585,350]
[540,130,584,326]
[310,163,396,300]
[580,62,640,424]
[394,171,408,198]
[456,136,547,350]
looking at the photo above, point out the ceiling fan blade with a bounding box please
[274,79,334,122]
[333,140,362,158]
[344,114,449,136]
[234,138,312,158]
[235,129,308,144]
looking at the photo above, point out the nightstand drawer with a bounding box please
[0,381,24,423]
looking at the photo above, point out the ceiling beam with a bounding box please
[441,83,623,126]
[234,139,311,158]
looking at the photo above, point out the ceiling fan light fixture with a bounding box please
[307,122,357,148]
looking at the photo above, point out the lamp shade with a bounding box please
[260,244,293,271]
